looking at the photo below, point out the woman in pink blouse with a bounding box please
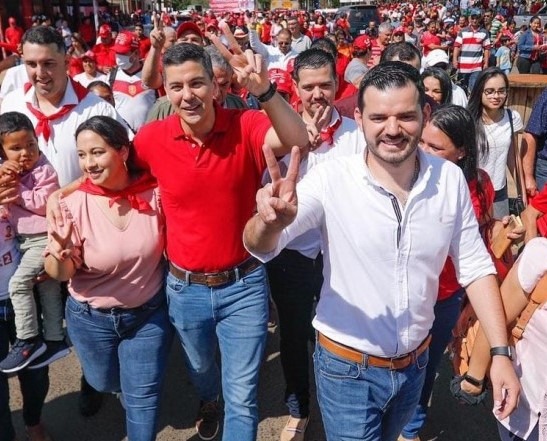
[45,116,173,441]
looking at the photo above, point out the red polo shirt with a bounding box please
[134,106,271,272]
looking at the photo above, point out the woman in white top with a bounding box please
[467,67,524,218]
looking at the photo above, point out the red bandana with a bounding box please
[24,78,89,142]
[319,111,342,146]
[78,172,157,212]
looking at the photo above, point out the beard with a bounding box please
[365,134,419,167]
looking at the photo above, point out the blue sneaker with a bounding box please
[0,337,46,373]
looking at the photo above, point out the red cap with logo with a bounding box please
[113,31,139,54]
[268,68,293,96]
[353,35,371,52]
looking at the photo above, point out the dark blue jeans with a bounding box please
[535,156,547,193]
[497,420,538,441]
[401,288,465,439]
[0,299,49,441]
[266,249,323,419]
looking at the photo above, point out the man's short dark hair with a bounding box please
[22,25,66,54]
[310,37,338,60]
[292,48,336,83]
[380,42,421,65]
[163,43,213,80]
[358,61,425,112]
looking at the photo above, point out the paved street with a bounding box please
[8,326,500,441]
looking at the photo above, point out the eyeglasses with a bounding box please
[483,88,508,96]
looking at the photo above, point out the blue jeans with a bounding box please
[66,291,173,441]
[535,156,547,193]
[497,420,538,441]
[166,264,269,441]
[266,249,323,419]
[459,71,481,93]
[0,299,49,441]
[314,340,429,441]
[401,288,465,439]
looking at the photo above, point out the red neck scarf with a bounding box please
[78,173,157,212]
[320,110,343,146]
[24,78,88,142]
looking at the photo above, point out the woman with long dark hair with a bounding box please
[44,116,173,441]
[421,67,453,105]
[401,104,524,441]
[467,67,524,218]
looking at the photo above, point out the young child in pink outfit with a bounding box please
[0,111,69,373]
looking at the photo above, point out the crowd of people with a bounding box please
[1,1,547,441]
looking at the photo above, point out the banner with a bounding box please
[208,0,256,12]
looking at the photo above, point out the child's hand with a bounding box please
[0,160,22,178]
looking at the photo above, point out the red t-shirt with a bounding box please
[133,106,271,272]
[438,169,494,300]
[138,36,151,60]
[92,42,116,73]
[421,31,442,57]
[311,24,326,40]
[5,26,24,47]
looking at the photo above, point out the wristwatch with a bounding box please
[490,346,513,360]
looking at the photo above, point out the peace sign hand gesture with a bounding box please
[306,105,332,150]
[256,145,300,230]
[209,23,270,97]
[150,12,166,49]
[48,222,75,262]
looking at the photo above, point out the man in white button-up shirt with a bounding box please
[244,62,520,441]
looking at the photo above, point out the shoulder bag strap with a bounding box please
[511,273,547,341]
[507,108,528,211]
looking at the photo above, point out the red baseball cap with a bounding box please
[113,31,139,54]
[176,22,204,41]
[268,68,293,96]
[99,24,112,38]
[353,35,371,52]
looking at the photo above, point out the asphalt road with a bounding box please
[8,325,500,441]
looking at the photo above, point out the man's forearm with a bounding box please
[243,214,284,255]
[522,132,537,180]
[262,93,309,155]
[466,275,508,348]
[142,46,163,89]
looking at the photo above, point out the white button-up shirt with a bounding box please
[250,149,495,356]
[249,30,298,71]
[1,79,126,186]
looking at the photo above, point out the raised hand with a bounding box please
[209,23,270,97]
[48,222,74,261]
[150,12,166,49]
[306,105,332,150]
[256,145,300,230]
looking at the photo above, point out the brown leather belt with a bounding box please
[318,332,432,370]
[168,257,262,288]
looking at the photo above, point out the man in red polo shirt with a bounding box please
[133,35,308,441]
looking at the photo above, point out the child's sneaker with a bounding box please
[28,339,71,370]
[0,337,46,373]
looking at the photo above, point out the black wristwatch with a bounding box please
[490,346,513,360]
[253,82,277,103]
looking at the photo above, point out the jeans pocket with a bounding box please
[66,296,89,315]
[240,265,266,287]
[166,272,188,295]
[416,348,429,370]
[318,346,361,379]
